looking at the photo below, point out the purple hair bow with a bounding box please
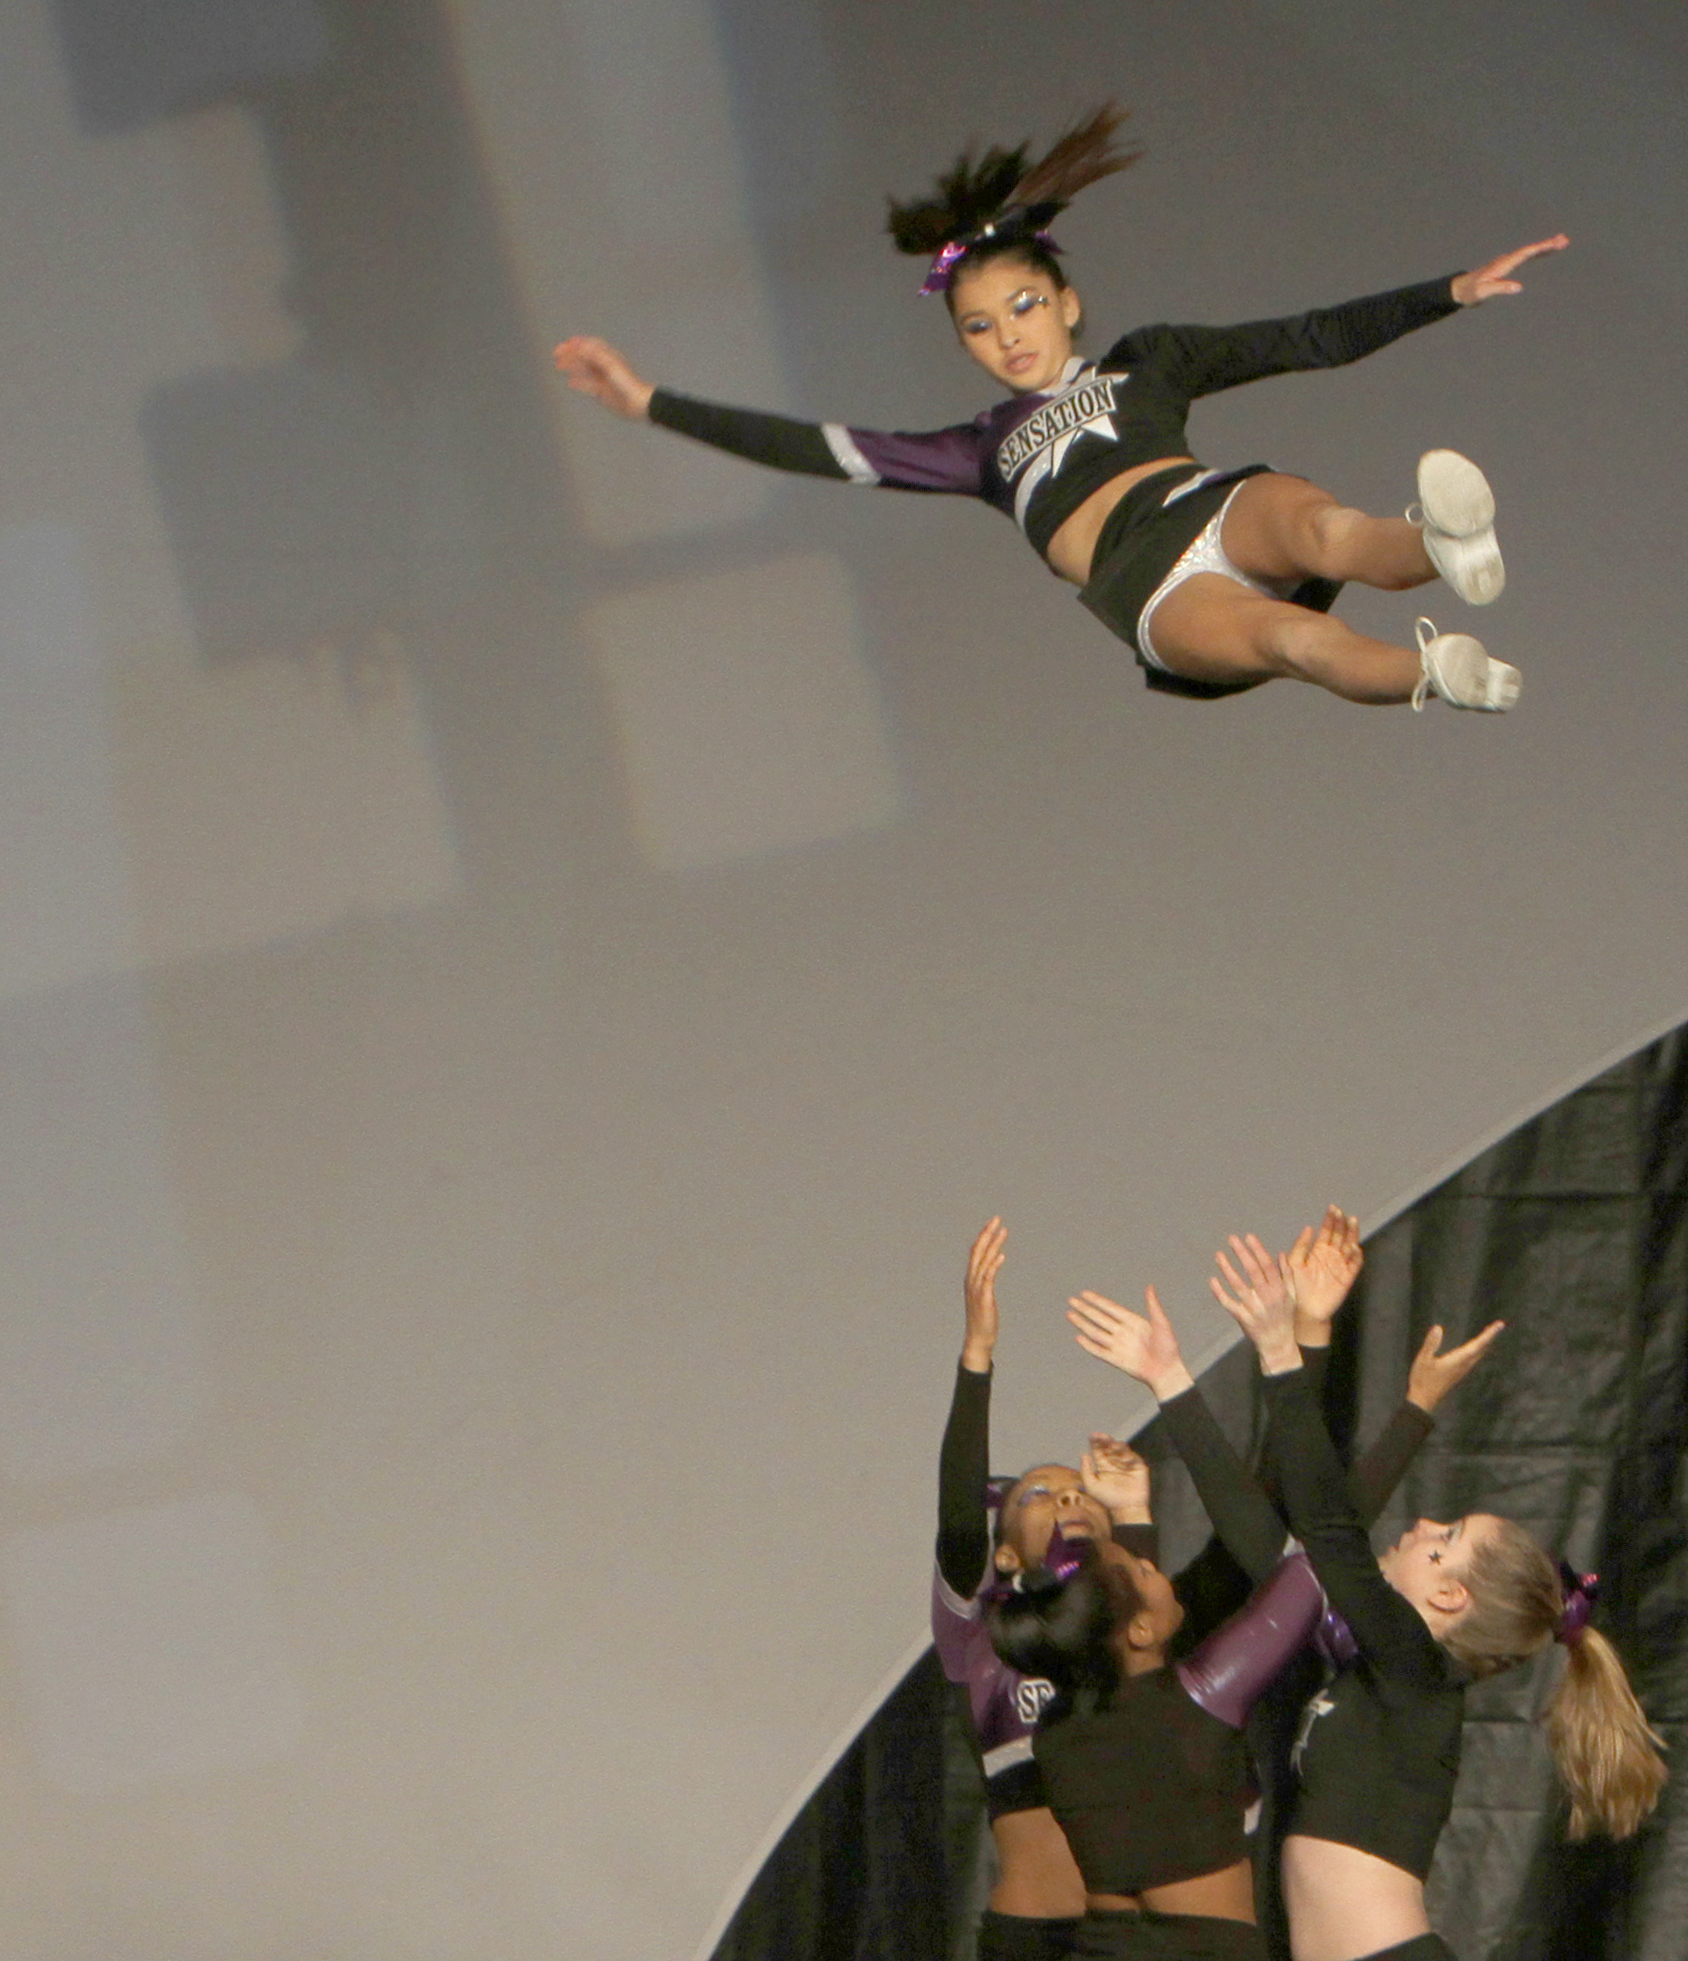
[1557,1565,1599,1646]
[918,223,1063,296]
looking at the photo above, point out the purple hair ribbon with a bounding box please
[917,219,1065,295]
[919,237,970,296]
[1556,1566,1599,1646]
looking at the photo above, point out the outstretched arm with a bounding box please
[1120,234,1569,401]
[1212,1258,1444,1680]
[1069,1285,1287,1584]
[553,335,988,494]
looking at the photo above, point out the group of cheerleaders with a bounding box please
[934,1209,1664,1961]
[554,104,1666,1960]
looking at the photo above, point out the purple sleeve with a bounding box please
[829,423,987,495]
[647,388,987,496]
[931,1562,985,1682]
[1174,1551,1326,1729]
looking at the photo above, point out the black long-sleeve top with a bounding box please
[1260,1365,1464,1881]
[650,277,1463,561]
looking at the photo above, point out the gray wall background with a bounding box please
[0,1,1683,1956]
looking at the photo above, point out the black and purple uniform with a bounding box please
[1027,1372,1433,1961]
[649,276,1462,696]
[932,1356,1432,1961]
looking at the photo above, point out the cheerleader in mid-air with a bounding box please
[556,106,1565,713]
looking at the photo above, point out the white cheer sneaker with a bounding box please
[1409,449,1505,606]
[1411,617,1521,712]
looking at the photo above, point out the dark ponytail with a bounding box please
[986,1558,1140,1718]
[886,103,1142,297]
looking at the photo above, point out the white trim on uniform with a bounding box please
[822,423,881,484]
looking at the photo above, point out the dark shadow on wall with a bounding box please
[55,0,567,665]
[711,1026,1688,1961]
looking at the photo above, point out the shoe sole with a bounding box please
[1416,621,1520,712]
[1417,450,1495,536]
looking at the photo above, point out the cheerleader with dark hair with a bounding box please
[556,105,1566,712]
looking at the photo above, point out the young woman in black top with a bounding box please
[934,1219,1152,1961]
[556,106,1566,712]
[1190,1234,1669,1961]
[982,1212,1495,1960]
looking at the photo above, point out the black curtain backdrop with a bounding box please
[709,1026,1688,1961]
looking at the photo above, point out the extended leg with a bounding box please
[1146,576,1517,710]
[1219,473,1435,592]
[1147,575,1420,703]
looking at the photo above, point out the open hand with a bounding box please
[1451,235,1568,306]
[1069,1285,1192,1402]
[1285,1206,1364,1336]
[552,334,656,418]
[1407,1319,1505,1413]
[962,1218,1006,1370]
[1082,1433,1151,1522]
[1209,1233,1300,1373]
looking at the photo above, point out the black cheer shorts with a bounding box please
[1076,463,1341,700]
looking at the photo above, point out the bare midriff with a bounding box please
[1280,1834,1430,1961]
[1086,1856,1257,1924]
[988,1807,1087,1919]
[1043,454,1199,587]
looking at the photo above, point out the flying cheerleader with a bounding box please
[554,106,1566,713]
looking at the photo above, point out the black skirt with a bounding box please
[1076,464,1341,700]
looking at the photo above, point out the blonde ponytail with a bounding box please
[1547,1625,1667,1839]
[1442,1518,1666,1838]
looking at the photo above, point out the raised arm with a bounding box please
[1257,1210,1504,1522]
[1211,1254,1444,1683]
[1113,235,1568,402]
[1068,1284,1287,1585]
[935,1219,1004,1596]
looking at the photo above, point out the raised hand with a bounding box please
[1285,1205,1364,1344]
[1069,1285,1193,1402]
[1451,234,1569,306]
[1406,1319,1506,1414]
[962,1217,1006,1371]
[1082,1432,1151,1523]
[1210,1232,1300,1374]
[552,334,656,419]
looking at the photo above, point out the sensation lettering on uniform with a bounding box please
[1015,1676,1057,1725]
[996,377,1122,481]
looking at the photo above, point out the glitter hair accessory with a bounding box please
[1556,1563,1599,1645]
[918,214,1063,295]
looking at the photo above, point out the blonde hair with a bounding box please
[1441,1518,1666,1838]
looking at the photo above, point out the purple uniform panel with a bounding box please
[931,1562,1054,1781]
[828,421,990,496]
[1174,1550,1327,1730]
